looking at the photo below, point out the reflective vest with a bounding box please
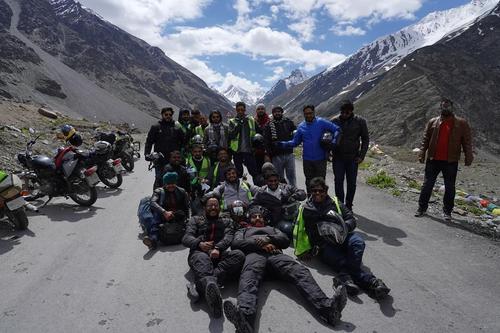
[221,181,253,210]
[229,116,256,152]
[176,121,190,134]
[293,196,341,256]
[211,162,220,188]
[186,155,210,185]
[194,125,204,138]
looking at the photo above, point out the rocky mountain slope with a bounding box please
[269,0,497,116]
[0,0,232,129]
[317,2,500,153]
[259,69,307,106]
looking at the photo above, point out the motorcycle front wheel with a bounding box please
[120,153,134,172]
[6,207,29,230]
[98,169,123,189]
[69,179,98,206]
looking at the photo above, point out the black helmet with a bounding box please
[94,141,112,155]
[276,221,294,238]
[252,133,265,149]
[316,209,348,245]
[230,200,247,219]
[191,134,203,146]
[320,132,334,151]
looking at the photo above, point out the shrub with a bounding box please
[408,179,420,189]
[366,170,396,189]
[358,160,372,170]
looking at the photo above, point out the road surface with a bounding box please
[1,159,499,333]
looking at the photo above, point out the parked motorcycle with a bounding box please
[17,134,99,207]
[0,170,37,230]
[85,141,125,189]
[94,130,139,172]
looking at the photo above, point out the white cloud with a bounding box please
[288,17,316,42]
[264,66,285,82]
[234,0,251,17]
[331,25,366,36]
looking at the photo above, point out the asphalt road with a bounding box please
[1,159,499,333]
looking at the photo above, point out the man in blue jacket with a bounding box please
[278,105,340,190]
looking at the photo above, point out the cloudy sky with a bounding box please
[78,0,469,94]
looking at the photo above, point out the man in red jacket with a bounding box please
[415,98,473,221]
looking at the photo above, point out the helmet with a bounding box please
[276,221,294,239]
[316,210,348,245]
[229,200,247,219]
[207,143,219,153]
[251,133,265,149]
[320,132,334,151]
[94,141,111,155]
[191,134,203,146]
[60,125,76,140]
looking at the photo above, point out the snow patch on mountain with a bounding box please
[221,85,263,106]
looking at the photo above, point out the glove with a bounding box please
[145,154,152,161]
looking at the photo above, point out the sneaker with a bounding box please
[442,212,452,221]
[414,210,425,217]
[337,273,359,296]
[142,236,157,250]
[186,283,200,303]
[223,300,253,333]
[367,278,390,300]
[205,282,222,318]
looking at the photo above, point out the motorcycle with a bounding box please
[0,171,38,230]
[17,134,100,207]
[84,141,125,189]
[94,130,139,172]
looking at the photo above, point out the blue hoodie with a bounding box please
[280,117,340,161]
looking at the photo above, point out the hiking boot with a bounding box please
[223,300,253,333]
[442,212,452,221]
[414,209,425,217]
[186,283,200,303]
[337,273,359,296]
[142,236,157,250]
[367,278,390,300]
[324,277,347,326]
[205,282,222,318]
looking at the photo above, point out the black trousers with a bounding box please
[303,159,327,191]
[418,160,458,214]
[237,252,331,322]
[188,249,245,293]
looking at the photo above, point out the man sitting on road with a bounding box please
[207,148,233,189]
[223,206,348,333]
[251,166,306,238]
[141,172,190,250]
[182,198,245,318]
[203,165,258,211]
[294,177,390,299]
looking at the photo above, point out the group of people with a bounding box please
[139,100,392,332]
[139,96,473,332]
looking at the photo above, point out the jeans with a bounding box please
[272,153,296,187]
[320,232,374,288]
[333,159,359,208]
[418,160,458,214]
[303,159,327,191]
[233,152,258,178]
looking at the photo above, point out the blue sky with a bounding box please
[79,0,471,94]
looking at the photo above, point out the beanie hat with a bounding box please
[162,172,178,185]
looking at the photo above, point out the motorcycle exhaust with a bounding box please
[25,203,39,212]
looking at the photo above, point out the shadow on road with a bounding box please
[355,214,407,246]
[0,227,36,255]
[96,186,123,198]
[142,243,186,260]
[37,203,103,223]
[255,279,356,332]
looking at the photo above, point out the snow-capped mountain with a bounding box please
[222,85,263,106]
[259,69,308,105]
[274,0,498,116]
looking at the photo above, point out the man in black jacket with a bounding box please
[164,150,191,195]
[330,100,369,210]
[295,177,389,299]
[263,105,297,186]
[142,172,190,250]
[223,206,347,333]
[251,169,306,238]
[182,198,245,318]
[145,107,185,188]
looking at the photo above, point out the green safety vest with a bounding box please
[186,156,210,185]
[211,162,220,188]
[176,121,190,134]
[229,116,256,152]
[221,181,253,210]
[194,125,204,138]
[293,196,341,256]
